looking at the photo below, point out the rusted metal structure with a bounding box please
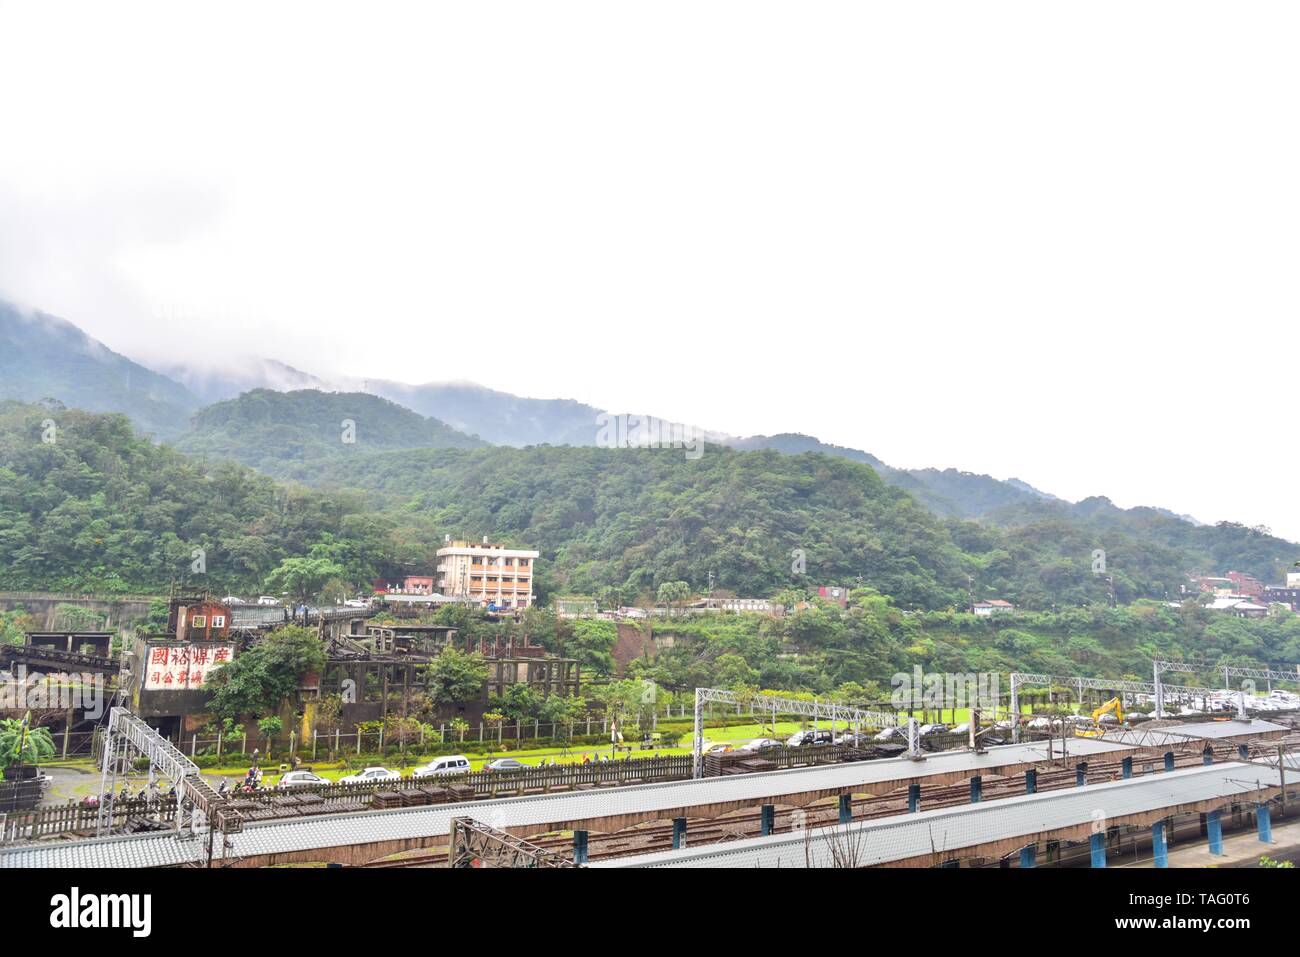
[95,707,242,855]
[448,817,576,868]
[320,624,578,727]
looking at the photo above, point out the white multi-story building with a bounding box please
[436,539,540,609]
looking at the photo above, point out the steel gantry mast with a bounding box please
[1151,658,1300,718]
[96,707,242,860]
[692,688,904,778]
[1009,672,1224,743]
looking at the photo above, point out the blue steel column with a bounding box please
[760,804,775,836]
[1090,831,1107,868]
[1025,769,1037,794]
[1121,757,1132,779]
[1257,804,1273,843]
[1019,845,1037,868]
[838,794,852,824]
[908,783,920,813]
[573,830,589,865]
[1076,763,1087,787]
[1203,747,1214,766]
[1164,751,1175,772]
[1238,744,1249,760]
[1207,810,1223,855]
[970,775,982,804]
[672,817,687,849]
[1151,821,1168,868]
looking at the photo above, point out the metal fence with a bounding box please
[1,795,163,842]
[0,754,697,843]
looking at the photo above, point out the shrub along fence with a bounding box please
[38,700,908,765]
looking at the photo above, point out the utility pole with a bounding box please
[1279,745,1287,815]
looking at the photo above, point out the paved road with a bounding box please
[39,764,244,806]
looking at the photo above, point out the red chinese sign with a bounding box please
[143,643,235,691]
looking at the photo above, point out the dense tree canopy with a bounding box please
[205,626,326,721]
[0,403,408,593]
[3,396,1300,702]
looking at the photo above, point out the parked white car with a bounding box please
[343,598,369,608]
[337,767,400,785]
[413,755,471,778]
[257,596,281,606]
[221,595,247,605]
[278,770,329,788]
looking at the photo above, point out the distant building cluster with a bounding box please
[436,539,539,610]
[1193,569,1300,617]
[374,538,540,611]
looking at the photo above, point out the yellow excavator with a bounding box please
[1077,697,1123,737]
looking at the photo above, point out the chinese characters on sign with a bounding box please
[143,643,235,691]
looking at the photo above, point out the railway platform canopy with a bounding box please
[594,762,1286,869]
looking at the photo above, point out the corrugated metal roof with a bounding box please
[1102,718,1288,745]
[595,762,1283,869]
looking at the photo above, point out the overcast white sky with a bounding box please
[2,1,1298,540]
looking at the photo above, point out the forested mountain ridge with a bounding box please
[0,400,1296,610]
[292,443,972,608]
[0,401,406,593]
[173,388,487,472]
[3,301,1289,599]
[6,301,1220,537]
[361,379,612,448]
[156,357,333,404]
[0,300,200,439]
[283,442,1300,608]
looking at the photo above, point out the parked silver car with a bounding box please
[278,770,329,788]
[337,767,399,785]
[413,755,471,778]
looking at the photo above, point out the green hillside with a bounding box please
[291,444,1300,609]
[2,398,1295,612]
[174,388,488,472]
[0,401,404,593]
